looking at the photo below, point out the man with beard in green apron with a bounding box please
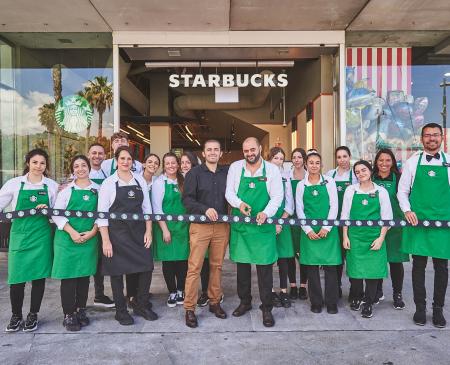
[225,137,283,327]
[398,122,450,328]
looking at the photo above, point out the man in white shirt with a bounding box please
[225,137,283,327]
[397,122,450,328]
[101,132,142,177]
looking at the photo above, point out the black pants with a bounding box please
[162,260,188,293]
[200,258,209,293]
[287,257,308,285]
[377,262,404,295]
[349,278,378,305]
[412,255,448,308]
[110,271,152,312]
[10,278,46,316]
[60,276,90,315]
[237,263,273,310]
[277,258,289,289]
[94,242,105,298]
[125,273,139,298]
[307,265,338,306]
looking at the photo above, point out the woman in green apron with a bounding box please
[0,149,58,332]
[296,152,341,314]
[326,146,356,299]
[52,155,99,332]
[288,148,308,300]
[341,160,392,318]
[269,147,295,308]
[151,152,190,308]
[373,149,409,310]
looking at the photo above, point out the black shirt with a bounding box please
[182,164,229,215]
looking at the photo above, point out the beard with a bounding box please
[245,151,261,165]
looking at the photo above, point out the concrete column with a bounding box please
[150,123,171,158]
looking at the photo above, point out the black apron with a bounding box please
[102,180,153,276]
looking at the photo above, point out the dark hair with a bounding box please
[143,153,160,167]
[291,147,307,161]
[114,146,134,161]
[70,155,91,174]
[268,147,285,161]
[23,148,50,176]
[203,139,222,151]
[181,151,199,168]
[372,148,400,179]
[88,143,105,152]
[421,122,443,137]
[335,146,351,157]
[306,151,322,163]
[111,131,129,142]
[353,160,373,176]
[162,152,185,193]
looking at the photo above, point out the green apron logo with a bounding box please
[55,95,93,133]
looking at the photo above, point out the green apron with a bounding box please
[346,190,388,279]
[8,182,53,284]
[332,169,352,216]
[402,153,450,259]
[373,173,409,263]
[300,176,342,265]
[52,187,98,279]
[152,180,190,261]
[110,159,117,176]
[230,162,278,265]
[275,178,294,258]
[290,178,302,255]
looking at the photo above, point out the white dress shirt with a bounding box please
[295,175,339,234]
[225,159,283,217]
[151,174,179,214]
[281,170,294,216]
[97,171,152,227]
[340,183,393,221]
[89,167,108,181]
[397,150,450,213]
[0,174,59,211]
[52,180,100,230]
[288,168,307,181]
[325,168,357,184]
[101,158,143,177]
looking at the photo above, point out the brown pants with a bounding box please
[184,223,230,311]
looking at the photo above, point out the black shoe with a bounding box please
[185,310,198,328]
[23,313,38,332]
[432,306,446,328]
[76,308,90,327]
[94,295,115,308]
[262,309,275,327]
[167,292,177,308]
[176,291,185,305]
[361,303,373,318]
[289,286,298,300]
[134,306,158,321]
[197,292,209,307]
[232,303,252,317]
[413,306,426,326]
[298,287,308,300]
[63,313,81,331]
[393,292,405,310]
[310,304,322,313]
[272,292,282,308]
[327,304,338,314]
[279,292,291,308]
[115,310,134,326]
[5,314,22,332]
[350,299,362,311]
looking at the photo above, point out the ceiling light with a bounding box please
[194,139,200,146]
[185,126,193,136]
[119,128,130,134]
[186,133,194,142]
[127,125,144,136]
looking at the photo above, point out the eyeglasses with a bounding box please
[422,133,442,138]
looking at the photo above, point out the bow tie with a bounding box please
[426,153,440,162]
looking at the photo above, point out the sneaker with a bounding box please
[167,292,177,308]
[197,292,209,307]
[298,287,308,300]
[220,294,224,304]
[63,313,81,331]
[5,314,22,332]
[289,286,298,300]
[432,306,446,328]
[114,310,134,326]
[176,291,185,305]
[393,292,405,310]
[133,306,158,321]
[413,306,427,326]
[272,292,282,308]
[77,308,90,327]
[361,303,373,318]
[23,313,38,332]
[94,295,115,308]
[279,292,291,308]
[350,299,362,311]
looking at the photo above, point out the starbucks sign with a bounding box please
[55,95,93,133]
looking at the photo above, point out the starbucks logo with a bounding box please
[174,187,179,193]
[128,190,135,197]
[337,186,343,192]
[428,170,436,177]
[82,195,90,201]
[362,199,368,206]
[55,95,93,133]
[29,195,37,202]
[312,189,319,196]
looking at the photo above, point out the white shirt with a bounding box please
[325,168,357,184]
[97,171,152,227]
[397,150,450,213]
[225,159,283,217]
[101,158,143,177]
[89,167,108,181]
[0,174,59,211]
[281,171,294,216]
[151,174,179,214]
[295,175,339,234]
[52,180,100,230]
[340,183,393,221]
[288,168,307,181]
